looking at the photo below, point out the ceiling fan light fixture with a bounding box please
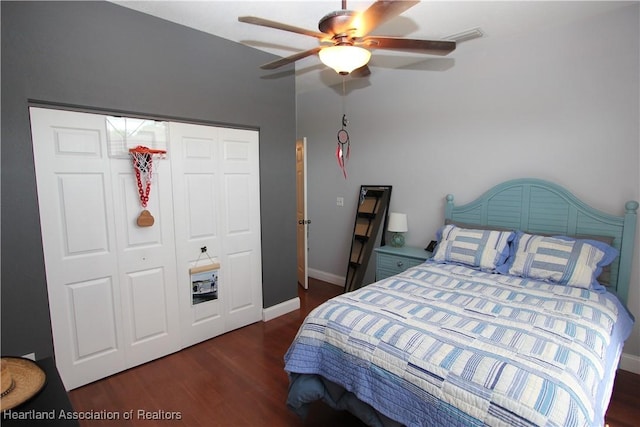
[319,45,371,75]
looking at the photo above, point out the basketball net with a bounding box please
[129,146,166,227]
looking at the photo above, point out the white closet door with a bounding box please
[170,123,226,347]
[170,123,262,344]
[30,107,180,389]
[110,145,180,368]
[30,108,126,389]
[31,108,262,389]
[219,128,262,331]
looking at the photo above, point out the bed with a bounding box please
[285,178,638,427]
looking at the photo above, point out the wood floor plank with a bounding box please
[68,278,640,426]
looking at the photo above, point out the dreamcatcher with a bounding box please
[336,114,350,179]
[336,79,351,179]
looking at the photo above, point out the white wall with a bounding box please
[297,3,640,361]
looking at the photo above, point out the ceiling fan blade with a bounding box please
[350,65,371,78]
[361,37,456,55]
[260,47,324,70]
[354,0,420,37]
[238,16,328,40]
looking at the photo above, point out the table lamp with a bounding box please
[388,213,408,247]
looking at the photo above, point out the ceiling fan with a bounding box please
[238,0,456,77]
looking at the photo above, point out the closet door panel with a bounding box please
[126,268,171,342]
[186,174,218,239]
[220,128,262,329]
[225,175,252,235]
[225,250,257,330]
[58,174,111,255]
[67,278,118,360]
[111,149,181,368]
[30,107,126,390]
[170,123,225,347]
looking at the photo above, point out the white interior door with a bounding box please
[30,107,180,389]
[296,138,309,289]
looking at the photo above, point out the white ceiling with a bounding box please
[112,1,631,93]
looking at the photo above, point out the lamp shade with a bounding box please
[319,45,371,75]
[388,213,408,233]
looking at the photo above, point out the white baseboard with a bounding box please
[260,268,344,322]
[619,352,640,374]
[262,297,300,322]
[308,268,345,287]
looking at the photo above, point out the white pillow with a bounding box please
[431,225,514,272]
[498,232,618,291]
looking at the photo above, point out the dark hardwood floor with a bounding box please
[69,278,640,426]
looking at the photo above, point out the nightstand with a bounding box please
[374,245,431,280]
[2,357,79,426]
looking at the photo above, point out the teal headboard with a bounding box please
[445,178,638,305]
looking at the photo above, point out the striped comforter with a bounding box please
[284,262,634,427]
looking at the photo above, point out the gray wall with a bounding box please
[1,1,297,359]
[298,3,640,360]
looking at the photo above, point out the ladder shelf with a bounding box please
[344,185,392,292]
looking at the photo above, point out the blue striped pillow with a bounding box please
[432,225,514,271]
[498,231,618,291]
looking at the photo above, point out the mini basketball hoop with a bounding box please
[129,145,166,227]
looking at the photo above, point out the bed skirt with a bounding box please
[287,372,403,427]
